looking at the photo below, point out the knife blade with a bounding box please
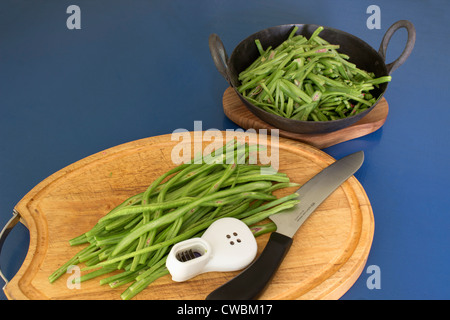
[205,151,364,300]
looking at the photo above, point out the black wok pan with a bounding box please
[209,20,416,134]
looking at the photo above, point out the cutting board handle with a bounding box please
[0,209,21,289]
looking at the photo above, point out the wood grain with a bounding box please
[5,132,374,300]
[223,87,389,149]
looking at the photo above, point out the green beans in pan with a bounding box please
[237,26,391,121]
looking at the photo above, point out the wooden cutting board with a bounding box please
[5,132,374,300]
[223,87,389,149]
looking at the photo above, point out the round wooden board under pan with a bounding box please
[222,87,389,149]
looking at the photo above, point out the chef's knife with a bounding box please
[206,151,364,300]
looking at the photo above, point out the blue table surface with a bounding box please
[1,0,449,300]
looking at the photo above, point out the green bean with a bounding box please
[182,198,251,232]
[288,26,299,39]
[240,52,289,79]
[104,211,142,231]
[312,108,329,121]
[100,265,146,287]
[364,75,392,85]
[241,199,300,226]
[255,39,264,55]
[285,97,294,118]
[75,264,119,284]
[78,246,108,263]
[250,221,277,237]
[206,163,237,194]
[121,265,169,300]
[134,255,169,282]
[98,247,114,261]
[238,74,267,93]
[142,165,190,205]
[98,197,196,223]
[234,193,299,220]
[308,26,324,43]
[279,78,312,104]
[69,233,88,246]
[80,193,144,239]
[48,243,97,283]
[202,191,277,207]
[291,97,321,121]
[221,172,290,186]
[123,214,143,229]
[138,217,182,272]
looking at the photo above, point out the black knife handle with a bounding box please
[205,232,293,300]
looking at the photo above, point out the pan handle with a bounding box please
[209,33,231,84]
[378,20,416,75]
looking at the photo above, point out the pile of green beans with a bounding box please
[238,26,391,121]
[49,141,300,300]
